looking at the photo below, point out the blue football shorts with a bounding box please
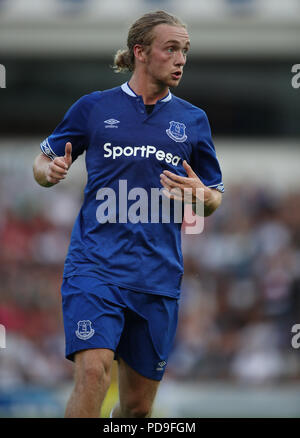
[61,275,179,381]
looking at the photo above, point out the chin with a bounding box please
[161,77,179,88]
[169,79,181,88]
[156,76,181,89]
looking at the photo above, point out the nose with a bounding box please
[175,50,186,67]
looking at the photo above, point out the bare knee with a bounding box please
[80,363,110,388]
[122,398,153,418]
[74,349,113,391]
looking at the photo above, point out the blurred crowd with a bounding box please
[0,173,300,389]
[0,210,72,388]
[169,184,300,383]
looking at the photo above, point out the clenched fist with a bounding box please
[46,142,72,184]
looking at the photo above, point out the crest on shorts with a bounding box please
[75,320,95,340]
[166,121,187,143]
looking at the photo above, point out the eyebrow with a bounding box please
[163,40,191,48]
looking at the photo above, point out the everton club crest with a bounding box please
[75,320,95,340]
[166,121,187,143]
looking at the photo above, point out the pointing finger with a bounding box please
[183,160,197,177]
[162,170,189,184]
[161,173,185,188]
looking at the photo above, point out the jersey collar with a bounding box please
[121,82,172,103]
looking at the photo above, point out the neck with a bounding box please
[128,74,169,105]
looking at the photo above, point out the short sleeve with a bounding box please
[191,111,224,193]
[40,93,96,162]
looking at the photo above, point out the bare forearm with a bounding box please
[33,153,55,187]
[193,188,222,217]
[204,189,222,216]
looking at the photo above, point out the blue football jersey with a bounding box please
[40,82,224,298]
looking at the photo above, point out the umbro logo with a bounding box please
[156,360,167,371]
[104,119,120,128]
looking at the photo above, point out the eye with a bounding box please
[167,47,175,53]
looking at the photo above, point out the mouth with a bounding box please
[171,71,182,80]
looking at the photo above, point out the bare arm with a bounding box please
[194,187,222,217]
[33,142,72,187]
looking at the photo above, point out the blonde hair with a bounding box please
[113,10,186,73]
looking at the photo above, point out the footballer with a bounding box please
[33,10,223,418]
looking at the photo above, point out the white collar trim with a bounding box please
[160,91,172,102]
[121,82,172,102]
[121,82,137,97]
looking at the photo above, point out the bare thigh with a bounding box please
[65,348,115,418]
[117,357,160,417]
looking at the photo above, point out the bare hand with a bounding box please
[46,142,73,184]
[160,160,211,204]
